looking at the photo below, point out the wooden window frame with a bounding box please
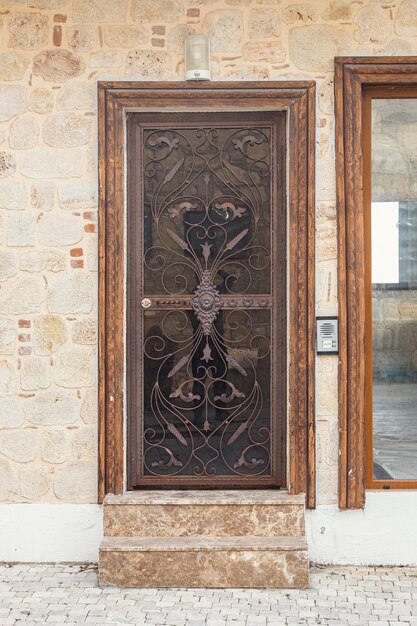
[98,81,316,507]
[336,58,417,509]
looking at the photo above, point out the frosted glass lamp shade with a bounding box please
[185,34,211,81]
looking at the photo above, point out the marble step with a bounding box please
[103,490,305,538]
[99,536,309,588]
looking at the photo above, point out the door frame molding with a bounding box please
[98,81,316,506]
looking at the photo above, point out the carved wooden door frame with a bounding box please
[98,81,316,507]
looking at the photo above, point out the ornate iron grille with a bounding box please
[128,113,286,487]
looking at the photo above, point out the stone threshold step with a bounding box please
[100,535,307,551]
[103,490,306,538]
[99,535,309,588]
[104,489,305,506]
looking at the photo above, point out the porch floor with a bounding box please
[1,562,416,625]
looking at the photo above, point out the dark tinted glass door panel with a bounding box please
[127,112,286,488]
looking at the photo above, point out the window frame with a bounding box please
[336,58,417,509]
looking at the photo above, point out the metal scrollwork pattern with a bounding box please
[141,124,274,480]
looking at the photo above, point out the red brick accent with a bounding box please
[70,248,83,257]
[84,223,96,233]
[82,211,97,221]
[187,8,200,17]
[152,25,165,35]
[18,320,31,328]
[71,259,84,269]
[19,346,31,356]
[18,334,30,342]
[54,14,67,22]
[151,38,165,47]
[53,25,62,47]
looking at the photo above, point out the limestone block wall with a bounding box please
[1,0,417,506]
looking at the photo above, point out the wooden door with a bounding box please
[127,111,286,488]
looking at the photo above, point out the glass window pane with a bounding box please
[371,98,417,480]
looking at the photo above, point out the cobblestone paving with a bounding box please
[0,563,417,625]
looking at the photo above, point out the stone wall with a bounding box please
[1,0,417,505]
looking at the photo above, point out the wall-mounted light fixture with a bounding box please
[185,34,211,81]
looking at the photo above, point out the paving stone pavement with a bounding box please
[0,563,417,625]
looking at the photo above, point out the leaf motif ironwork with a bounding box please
[142,125,273,479]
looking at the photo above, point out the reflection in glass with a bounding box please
[371,98,417,480]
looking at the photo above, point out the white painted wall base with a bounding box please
[307,491,417,566]
[0,504,102,562]
[1,493,417,565]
